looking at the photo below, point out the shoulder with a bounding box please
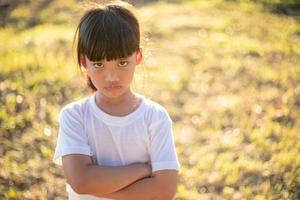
[59,95,90,121]
[141,95,172,124]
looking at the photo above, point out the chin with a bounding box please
[102,90,124,98]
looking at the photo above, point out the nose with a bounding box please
[105,68,120,83]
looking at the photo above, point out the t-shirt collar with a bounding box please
[89,91,147,126]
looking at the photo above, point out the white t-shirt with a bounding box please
[53,91,181,200]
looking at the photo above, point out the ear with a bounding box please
[136,48,143,65]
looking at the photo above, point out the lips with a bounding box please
[105,85,122,90]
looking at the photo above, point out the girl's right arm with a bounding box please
[62,154,152,195]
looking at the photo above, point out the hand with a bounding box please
[128,162,152,178]
[145,160,152,176]
[146,160,152,166]
[141,161,152,177]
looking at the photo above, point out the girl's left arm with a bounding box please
[92,169,178,200]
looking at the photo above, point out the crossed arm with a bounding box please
[62,154,179,200]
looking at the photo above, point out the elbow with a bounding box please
[153,191,176,200]
[62,154,94,195]
[68,177,89,195]
[72,184,86,195]
[159,189,176,200]
[68,174,107,196]
[154,181,177,200]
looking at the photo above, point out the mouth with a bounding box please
[105,85,122,90]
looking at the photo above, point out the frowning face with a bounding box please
[81,50,143,100]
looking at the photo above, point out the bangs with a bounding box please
[77,8,140,62]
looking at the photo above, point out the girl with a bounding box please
[53,1,180,199]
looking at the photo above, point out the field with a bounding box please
[0,0,299,199]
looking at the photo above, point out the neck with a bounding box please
[96,88,135,106]
[94,88,142,116]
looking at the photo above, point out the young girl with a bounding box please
[53,1,180,199]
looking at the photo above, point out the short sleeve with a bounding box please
[149,111,181,173]
[53,106,93,166]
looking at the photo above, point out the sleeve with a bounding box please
[148,111,181,173]
[52,107,93,166]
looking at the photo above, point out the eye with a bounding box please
[92,63,103,68]
[118,61,129,67]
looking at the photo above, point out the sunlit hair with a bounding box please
[73,0,141,92]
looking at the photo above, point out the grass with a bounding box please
[0,0,299,199]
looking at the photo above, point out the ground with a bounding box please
[0,0,299,199]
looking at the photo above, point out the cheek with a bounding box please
[87,71,94,81]
[88,72,103,84]
[87,70,93,78]
[126,66,136,77]
[122,70,134,83]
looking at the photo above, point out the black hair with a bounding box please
[73,0,141,92]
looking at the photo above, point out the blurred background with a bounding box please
[0,0,299,199]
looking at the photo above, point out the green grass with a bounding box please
[0,0,299,199]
